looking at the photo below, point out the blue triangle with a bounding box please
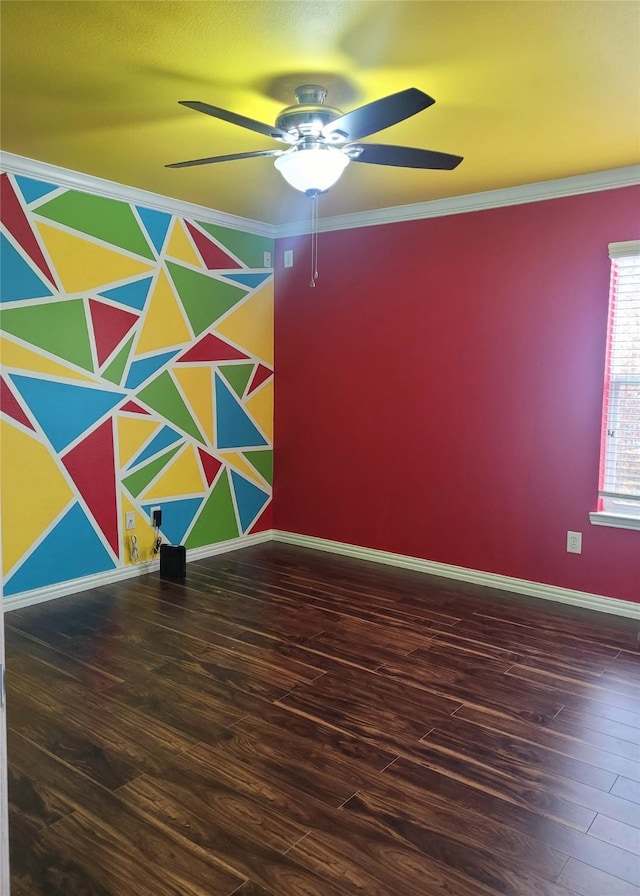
[224,272,271,290]
[230,470,270,532]
[142,497,202,545]
[125,350,178,390]
[14,175,59,204]
[9,374,126,453]
[0,233,54,303]
[100,277,153,311]
[129,425,182,469]
[215,374,268,450]
[4,503,115,596]
[136,206,172,255]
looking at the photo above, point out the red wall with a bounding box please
[274,187,640,604]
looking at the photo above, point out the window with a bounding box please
[591,240,640,530]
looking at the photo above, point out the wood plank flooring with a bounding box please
[5,543,640,895]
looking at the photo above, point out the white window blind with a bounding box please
[598,240,640,517]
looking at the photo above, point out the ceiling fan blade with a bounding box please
[178,100,291,142]
[350,143,463,170]
[166,149,284,169]
[323,88,435,141]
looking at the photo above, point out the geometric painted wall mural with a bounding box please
[0,170,273,598]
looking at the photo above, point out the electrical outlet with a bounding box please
[150,506,162,528]
[125,511,135,531]
[263,250,272,267]
[283,249,294,268]
[567,531,582,554]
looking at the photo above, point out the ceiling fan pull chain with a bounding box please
[314,193,319,283]
[310,192,319,287]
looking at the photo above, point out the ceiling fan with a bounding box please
[167,85,463,195]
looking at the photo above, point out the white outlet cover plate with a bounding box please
[566,531,582,553]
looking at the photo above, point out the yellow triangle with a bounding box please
[36,222,154,294]
[121,492,157,564]
[215,279,273,365]
[0,336,96,383]
[143,444,205,500]
[135,268,192,354]
[219,451,267,488]
[116,415,160,469]
[173,366,214,446]
[1,420,74,575]
[244,379,273,443]
[165,220,202,267]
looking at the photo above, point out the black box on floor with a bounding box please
[159,544,186,580]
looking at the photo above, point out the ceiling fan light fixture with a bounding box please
[274,143,349,195]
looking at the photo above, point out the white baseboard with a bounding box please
[273,531,640,620]
[5,528,638,621]
[3,531,272,613]
[183,530,272,564]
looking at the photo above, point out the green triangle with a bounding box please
[136,370,205,444]
[1,299,93,372]
[243,449,273,485]
[165,261,245,336]
[36,191,155,260]
[102,334,135,385]
[219,363,254,398]
[122,444,182,497]
[186,468,238,547]
[195,223,273,269]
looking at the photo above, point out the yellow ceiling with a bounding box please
[1,1,639,225]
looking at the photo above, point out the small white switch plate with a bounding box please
[567,531,582,554]
[263,250,271,267]
[125,511,135,530]
[283,249,294,268]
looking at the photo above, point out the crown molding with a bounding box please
[274,165,640,238]
[0,151,274,238]
[3,152,638,241]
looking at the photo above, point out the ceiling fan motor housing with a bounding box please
[275,84,345,140]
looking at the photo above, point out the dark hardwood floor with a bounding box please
[5,543,640,895]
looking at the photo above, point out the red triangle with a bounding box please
[62,419,119,555]
[185,222,242,270]
[198,448,223,486]
[120,400,150,415]
[0,174,56,286]
[0,376,35,430]
[249,500,272,533]
[247,363,273,395]
[178,333,249,363]
[89,299,139,367]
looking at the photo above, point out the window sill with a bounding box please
[589,512,640,531]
